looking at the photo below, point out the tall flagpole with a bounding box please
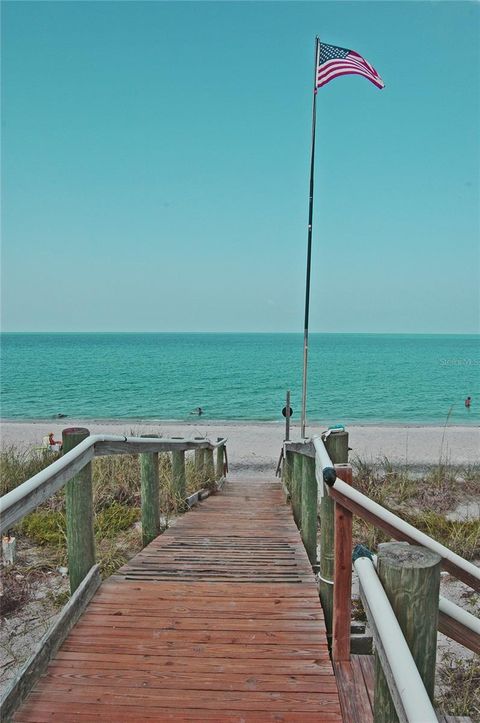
[301,36,320,439]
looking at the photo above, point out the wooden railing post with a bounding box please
[301,456,317,565]
[172,449,186,506]
[140,435,160,547]
[282,450,293,500]
[204,448,215,487]
[216,440,224,482]
[374,542,441,723]
[332,463,353,662]
[320,430,349,636]
[292,453,303,528]
[62,427,95,594]
[195,448,204,482]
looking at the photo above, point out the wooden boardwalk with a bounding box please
[14,479,343,722]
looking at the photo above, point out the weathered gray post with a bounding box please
[172,449,186,505]
[282,449,294,500]
[320,430,349,636]
[301,455,317,565]
[374,542,441,723]
[195,448,204,482]
[292,453,303,528]
[62,427,95,594]
[140,435,160,547]
[216,440,224,482]
[204,448,215,487]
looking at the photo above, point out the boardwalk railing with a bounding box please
[0,428,227,718]
[284,430,480,723]
[1,428,227,590]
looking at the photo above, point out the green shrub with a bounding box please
[20,510,66,547]
[94,502,140,539]
[0,445,60,496]
[437,653,480,718]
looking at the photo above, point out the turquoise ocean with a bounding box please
[1,333,479,426]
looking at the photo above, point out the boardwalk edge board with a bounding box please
[0,564,101,722]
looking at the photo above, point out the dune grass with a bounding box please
[436,652,480,719]
[350,456,480,559]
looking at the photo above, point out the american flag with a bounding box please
[317,42,384,90]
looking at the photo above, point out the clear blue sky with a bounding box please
[1,1,479,333]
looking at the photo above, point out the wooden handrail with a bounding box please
[285,432,479,665]
[328,479,480,591]
[0,434,227,533]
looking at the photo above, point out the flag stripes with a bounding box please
[317,43,384,90]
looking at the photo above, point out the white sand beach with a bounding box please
[1,419,478,475]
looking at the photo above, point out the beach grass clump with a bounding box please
[352,516,392,553]
[93,454,141,509]
[0,445,60,497]
[350,456,480,559]
[96,525,143,578]
[351,455,417,507]
[351,455,480,513]
[404,511,480,560]
[20,510,67,548]
[436,653,480,719]
[94,502,140,539]
[0,567,32,616]
[459,463,480,490]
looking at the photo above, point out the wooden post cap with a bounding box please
[378,542,441,569]
[62,428,90,452]
[62,427,90,436]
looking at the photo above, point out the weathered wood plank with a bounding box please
[438,608,480,654]
[334,658,373,723]
[12,479,342,720]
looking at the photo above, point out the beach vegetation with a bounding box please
[404,512,480,560]
[94,502,140,539]
[350,456,480,560]
[1,443,215,588]
[0,567,32,617]
[46,589,70,608]
[0,445,60,497]
[436,652,480,718]
[20,510,66,548]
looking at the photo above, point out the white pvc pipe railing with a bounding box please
[312,434,336,494]
[354,556,438,723]
[369,553,480,639]
[439,595,480,635]
[312,432,480,587]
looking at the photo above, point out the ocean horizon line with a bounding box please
[2,330,479,337]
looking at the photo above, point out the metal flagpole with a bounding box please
[301,36,320,439]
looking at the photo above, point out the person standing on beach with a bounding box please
[465,396,472,409]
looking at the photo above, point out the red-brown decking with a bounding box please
[14,480,343,721]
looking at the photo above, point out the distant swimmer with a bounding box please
[190,407,203,416]
[465,396,472,409]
